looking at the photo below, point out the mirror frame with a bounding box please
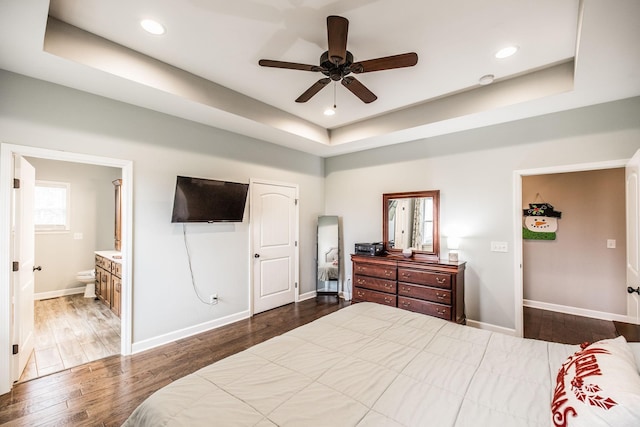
[382,190,440,261]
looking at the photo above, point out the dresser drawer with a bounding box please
[398,268,451,289]
[353,287,397,307]
[353,263,396,280]
[398,296,451,320]
[398,283,451,305]
[354,275,396,294]
[113,262,122,278]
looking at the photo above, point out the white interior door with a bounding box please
[251,181,298,314]
[626,150,640,324]
[11,155,36,382]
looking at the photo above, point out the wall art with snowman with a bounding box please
[523,203,562,240]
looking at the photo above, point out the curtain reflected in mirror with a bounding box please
[387,197,434,251]
[317,215,339,296]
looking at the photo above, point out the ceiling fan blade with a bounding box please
[259,59,323,72]
[351,52,418,73]
[341,76,377,103]
[295,78,331,103]
[327,15,348,65]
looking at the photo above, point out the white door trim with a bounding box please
[249,178,299,316]
[0,143,133,395]
[513,158,629,337]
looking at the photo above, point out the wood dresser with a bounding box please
[351,254,465,324]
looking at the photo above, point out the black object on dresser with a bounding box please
[351,254,465,324]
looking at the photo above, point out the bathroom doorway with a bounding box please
[18,157,122,381]
[0,143,133,394]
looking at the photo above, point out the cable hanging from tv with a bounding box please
[182,223,219,306]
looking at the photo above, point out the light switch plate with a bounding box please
[607,239,616,249]
[73,232,83,240]
[491,241,508,252]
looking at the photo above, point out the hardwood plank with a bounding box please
[0,296,347,425]
[523,307,619,344]
[614,320,640,342]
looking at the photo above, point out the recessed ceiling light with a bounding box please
[324,108,336,116]
[479,74,495,85]
[140,19,165,35]
[495,46,518,59]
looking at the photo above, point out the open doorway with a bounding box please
[18,157,122,381]
[0,143,133,395]
[513,158,633,337]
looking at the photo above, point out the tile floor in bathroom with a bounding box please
[18,293,121,382]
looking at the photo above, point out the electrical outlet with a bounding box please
[209,294,218,304]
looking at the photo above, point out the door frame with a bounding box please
[513,158,629,337]
[0,143,133,395]
[248,178,299,315]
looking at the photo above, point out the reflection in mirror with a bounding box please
[316,215,340,296]
[383,190,439,260]
[387,197,433,251]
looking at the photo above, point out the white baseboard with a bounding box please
[131,310,251,354]
[34,286,85,300]
[298,291,317,301]
[523,299,632,323]
[466,319,516,336]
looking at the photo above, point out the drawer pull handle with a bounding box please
[357,279,365,285]
[357,291,364,297]
[384,297,391,303]
[402,301,410,307]
[436,277,446,284]
[437,309,446,315]
[436,293,444,300]
[403,273,411,278]
[405,287,411,292]
[385,271,392,277]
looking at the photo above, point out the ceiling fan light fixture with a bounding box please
[140,19,166,35]
[324,107,336,116]
[495,46,518,59]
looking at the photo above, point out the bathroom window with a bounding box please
[34,180,70,231]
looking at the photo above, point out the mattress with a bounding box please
[123,302,640,426]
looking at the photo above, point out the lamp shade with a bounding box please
[447,237,461,250]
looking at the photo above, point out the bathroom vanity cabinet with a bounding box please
[95,251,122,317]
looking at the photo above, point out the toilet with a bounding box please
[76,269,96,298]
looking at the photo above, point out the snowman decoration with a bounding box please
[523,203,562,240]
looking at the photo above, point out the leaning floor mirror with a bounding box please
[316,215,340,297]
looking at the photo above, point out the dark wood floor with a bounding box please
[2,300,639,426]
[0,296,348,426]
[524,306,640,344]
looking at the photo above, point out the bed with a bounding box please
[317,247,339,281]
[123,302,640,426]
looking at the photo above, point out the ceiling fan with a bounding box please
[258,16,418,104]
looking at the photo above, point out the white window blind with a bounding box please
[34,180,70,231]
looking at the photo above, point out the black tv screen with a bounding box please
[171,176,249,223]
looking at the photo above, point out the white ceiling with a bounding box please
[1,0,639,157]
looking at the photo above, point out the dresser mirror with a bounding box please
[383,190,440,260]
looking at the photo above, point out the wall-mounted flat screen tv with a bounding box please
[171,176,249,223]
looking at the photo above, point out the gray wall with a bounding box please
[0,70,325,345]
[3,69,640,341]
[26,157,120,295]
[325,96,640,330]
[522,169,626,314]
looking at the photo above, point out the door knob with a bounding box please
[254,254,260,258]
[33,266,42,272]
[628,286,640,295]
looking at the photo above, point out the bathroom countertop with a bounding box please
[95,250,123,263]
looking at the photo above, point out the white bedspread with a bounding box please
[123,302,638,426]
